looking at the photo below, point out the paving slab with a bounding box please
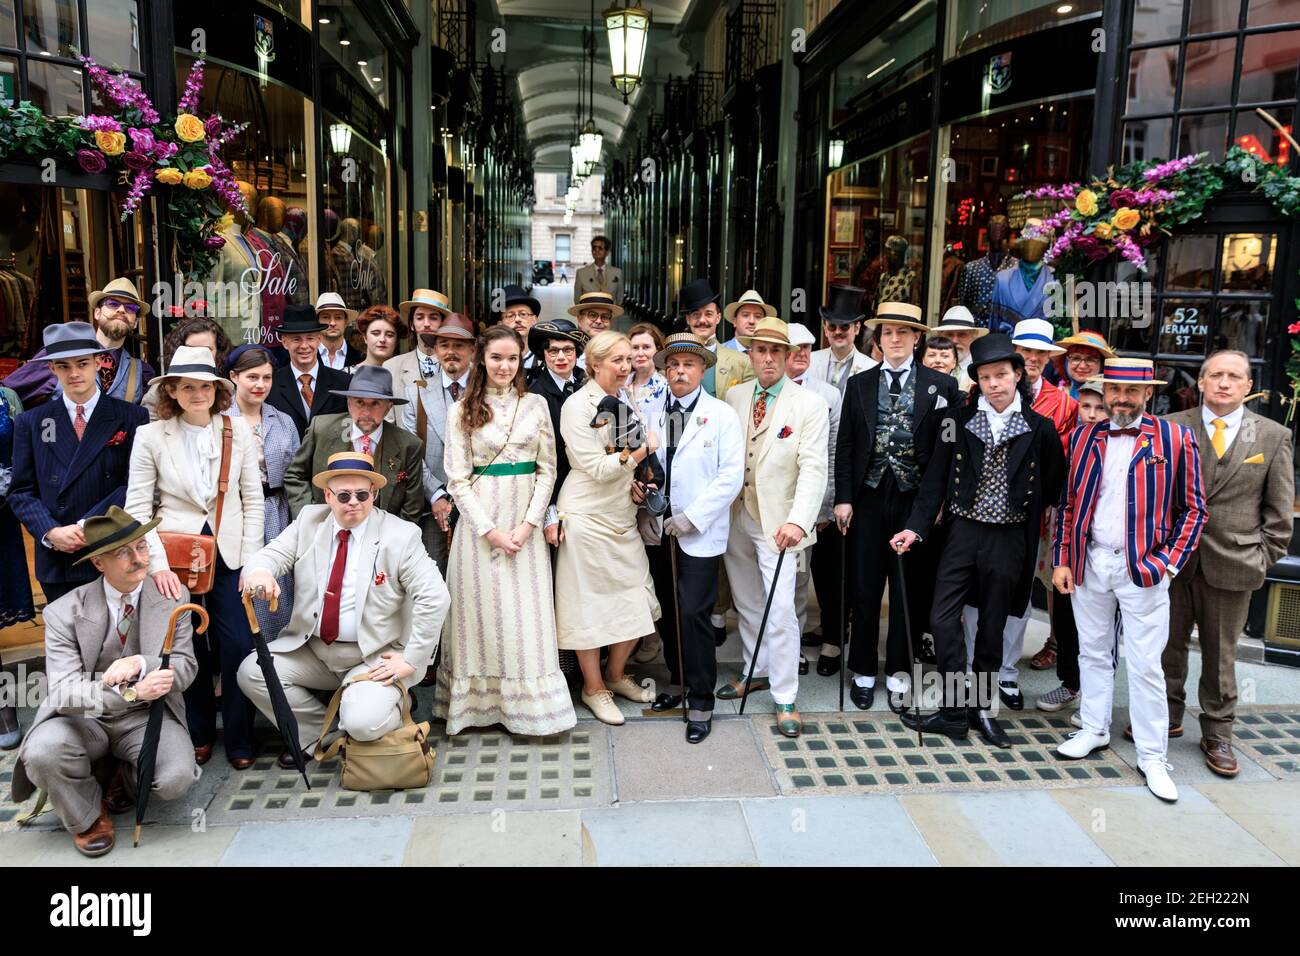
[1104,707,1284,784]
[1194,781,1300,866]
[897,794,1003,866]
[24,823,237,867]
[220,817,413,866]
[1049,785,1286,866]
[610,717,776,802]
[580,800,756,866]
[404,809,582,866]
[940,790,1112,866]
[1229,708,1300,779]
[741,794,936,867]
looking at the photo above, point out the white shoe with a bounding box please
[1070,710,1083,729]
[1057,729,1109,759]
[1139,760,1178,802]
[581,690,626,725]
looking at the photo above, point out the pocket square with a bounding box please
[1244,453,1265,464]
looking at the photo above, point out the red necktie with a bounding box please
[73,404,87,441]
[299,373,314,409]
[319,529,350,644]
[753,390,768,430]
[116,602,134,646]
[449,381,462,401]
[358,434,373,457]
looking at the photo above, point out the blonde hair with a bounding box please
[584,330,630,368]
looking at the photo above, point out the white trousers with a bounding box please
[1072,544,1172,764]
[962,602,1029,683]
[723,508,800,705]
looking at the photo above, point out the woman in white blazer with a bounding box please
[125,345,264,769]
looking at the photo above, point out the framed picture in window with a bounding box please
[831,206,860,247]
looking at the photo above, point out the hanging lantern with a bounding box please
[828,138,845,169]
[579,118,603,168]
[604,3,650,103]
[329,123,353,155]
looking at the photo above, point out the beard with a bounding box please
[96,317,130,340]
[1107,404,1141,427]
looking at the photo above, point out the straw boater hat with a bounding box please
[74,506,163,565]
[314,291,358,322]
[724,290,778,322]
[865,301,929,334]
[328,365,408,404]
[739,316,793,348]
[312,450,388,491]
[398,288,453,322]
[87,277,150,317]
[654,332,717,370]
[1056,329,1117,358]
[154,345,234,391]
[568,290,624,320]
[527,318,589,356]
[35,322,109,361]
[1096,357,1165,386]
[932,305,989,339]
[1010,318,1065,354]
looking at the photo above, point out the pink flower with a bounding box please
[1108,188,1137,209]
[123,150,153,171]
[204,114,223,139]
[203,235,226,250]
[1289,321,1300,335]
[178,59,206,114]
[76,149,106,174]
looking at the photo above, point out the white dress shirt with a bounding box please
[291,362,319,417]
[1201,403,1244,455]
[1092,424,1136,552]
[352,423,383,458]
[416,349,440,380]
[104,578,147,689]
[318,343,349,371]
[325,515,370,643]
[62,387,101,427]
[977,391,1022,444]
[826,349,857,388]
[880,354,915,393]
[549,369,577,392]
[441,370,470,396]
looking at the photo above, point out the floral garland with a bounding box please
[0,57,248,282]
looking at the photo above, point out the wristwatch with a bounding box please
[121,683,139,703]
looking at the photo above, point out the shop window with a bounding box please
[86,0,140,74]
[22,0,79,58]
[318,2,388,109]
[1131,3,1187,44]
[1248,0,1300,28]
[1239,30,1300,102]
[1181,38,1238,108]
[1233,103,1295,163]
[831,1,934,121]
[1187,0,1241,34]
[1127,46,1178,114]
[0,3,15,48]
[947,0,1102,59]
[24,59,82,116]
[1177,111,1230,158]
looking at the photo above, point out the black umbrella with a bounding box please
[134,602,208,848]
[839,533,848,713]
[669,538,688,723]
[894,550,923,747]
[738,548,787,716]
[242,590,311,788]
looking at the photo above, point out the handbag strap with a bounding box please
[211,415,233,537]
[312,671,415,762]
[467,394,522,491]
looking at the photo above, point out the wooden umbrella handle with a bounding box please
[240,588,279,635]
[164,603,208,657]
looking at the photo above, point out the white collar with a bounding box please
[441,370,469,390]
[882,355,915,376]
[63,388,101,419]
[978,391,1022,420]
[351,421,383,447]
[103,577,145,615]
[331,514,370,543]
[1202,403,1244,430]
[667,385,703,410]
[548,368,576,391]
[291,361,319,380]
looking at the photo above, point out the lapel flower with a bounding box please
[1140,438,1151,448]
[374,571,387,586]
[1149,455,1167,465]
[778,426,793,439]
[106,430,128,446]
[395,470,409,485]
[696,416,708,426]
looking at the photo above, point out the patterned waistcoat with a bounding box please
[865,368,920,491]
[949,409,1031,524]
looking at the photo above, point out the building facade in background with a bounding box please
[530,173,604,284]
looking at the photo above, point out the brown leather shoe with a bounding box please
[105,765,135,814]
[74,808,115,858]
[419,664,438,687]
[229,755,255,770]
[1201,738,1239,778]
[194,744,213,766]
[1122,722,1183,742]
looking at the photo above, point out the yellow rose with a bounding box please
[174,113,206,143]
[1112,207,1141,231]
[155,167,183,185]
[215,212,235,233]
[182,167,213,190]
[94,130,126,156]
[1092,221,1113,239]
[1074,189,1098,217]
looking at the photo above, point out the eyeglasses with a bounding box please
[503,310,534,321]
[1067,354,1101,366]
[102,298,141,315]
[580,311,611,323]
[545,345,576,357]
[331,490,372,503]
[109,540,152,561]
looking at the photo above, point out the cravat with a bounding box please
[888,368,904,396]
[358,433,373,457]
[73,404,87,441]
[1105,428,1140,438]
[98,353,116,393]
[449,381,462,401]
[420,357,437,378]
[319,529,350,644]
[1210,418,1227,459]
[299,373,314,409]
[116,601,134,647]
[753,389,768,429]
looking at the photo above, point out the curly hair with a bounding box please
[164,317,232,373]
[155,379,233,419]
[356,305,408,339]
[459,326,526,432]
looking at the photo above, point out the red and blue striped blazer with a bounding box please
[1052,413,1206,588]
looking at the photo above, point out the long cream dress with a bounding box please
[434,386,577,735]
[554,379,661,649]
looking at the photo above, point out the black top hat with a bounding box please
[527,318,589,356]
[500,284,541,316]
[967,332,1025,376]
[279,303,327,335]
[820,284,866,326]
[676,278,720,315]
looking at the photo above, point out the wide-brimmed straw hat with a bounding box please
[724,289,777,323]
[931,305,988,338]
[739,316,792,348]
[398,289,453,322]
[1056,329,1117,358]
[1010,318,1065,354]
[568,290,624,320]
[654,333,717,370]
[314,292,358,322]
[154,345,234,391]
[73,506,163,565]
[312,450,389,491]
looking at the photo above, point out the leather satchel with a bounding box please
[314,675,436,791]
[156,415,232,596]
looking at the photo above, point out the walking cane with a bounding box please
[668,537,689,723]
[894,549,923,747]
[738,548,787,717]
[838,532,848,713]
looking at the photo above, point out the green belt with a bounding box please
[472,461,537,476]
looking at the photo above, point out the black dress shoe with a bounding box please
[816,654,841,677]
[998,681,1024,711]
[917,638,938,666]
[278,748,313,770]
[800,631,822,648]
[969,709,1012,748]
[900,709,969,739]
[798,655,809,676]
[849,683,874,710]
[651,692,683,712]
[686,718,712,744]
[887,687,909,715]
[713,624,728,647]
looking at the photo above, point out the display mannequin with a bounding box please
[362,224,387,308]
[255,196,308,307]
[875,234,920,307]
[238,182,286,351]
[988,218,1054,336]
[957,214,1018,329]
[210,180,262,347]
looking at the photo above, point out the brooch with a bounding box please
[106,430,127,446]
[928,384,936,395]
[374,571,387,586]
[1140,438,1151,448]
[778,426,793,439]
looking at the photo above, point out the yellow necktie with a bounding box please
[1211,418,1227,459]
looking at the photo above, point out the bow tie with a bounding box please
[1105,427,1141,438]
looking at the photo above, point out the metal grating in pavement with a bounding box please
[754,713,1144,795]
[1231,709,1300,779]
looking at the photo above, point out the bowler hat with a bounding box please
[74,506,162,565]
[500,284,541,317]
[279,303,327,335]
[36,322,109,361]
[676,278,720,315]
[819,285,866,326]
[967,333,1025,376]
[328,365,408,404]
